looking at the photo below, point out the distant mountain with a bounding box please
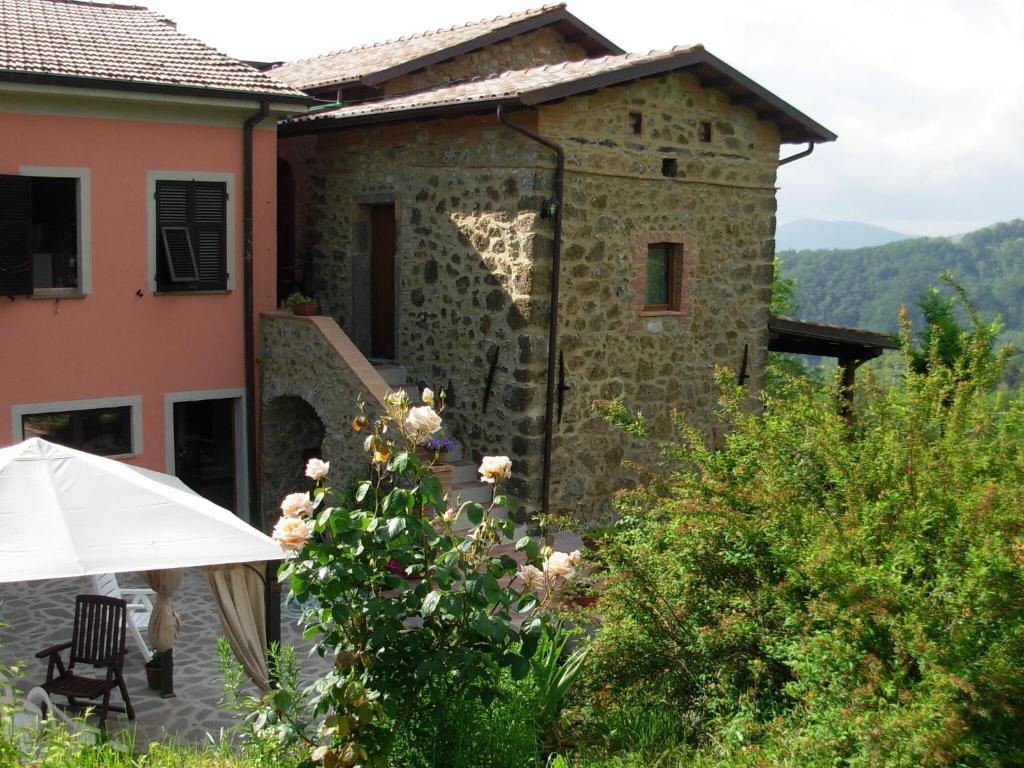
[777,219,915,251]
[779,220,1024,350]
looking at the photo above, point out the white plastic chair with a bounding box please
[90,573,155,659]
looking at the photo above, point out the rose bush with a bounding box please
[271,394,579,767]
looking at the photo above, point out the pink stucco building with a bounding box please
[0,0,308,522]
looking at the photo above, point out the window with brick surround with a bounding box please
[644,242,681,310]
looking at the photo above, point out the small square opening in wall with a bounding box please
[661,158,678,178]
[628,111,643,135]
[698,120,713,143]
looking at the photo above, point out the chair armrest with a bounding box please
[35,642,71,659]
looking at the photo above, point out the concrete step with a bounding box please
[403,384,420,403]
[374,364,407,388]
[451,480,492,505]
[449,459,477,484]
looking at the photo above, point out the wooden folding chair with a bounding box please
[36,594,135,727]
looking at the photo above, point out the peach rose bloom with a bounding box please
[273,517,313,551]
[280,492,314,517]
[405,405,442,435]
[543,551,576,579]
[305,458,330,481]
[478,455,512,484]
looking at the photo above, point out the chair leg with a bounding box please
[99,688,110,729]
[116,671,135,720]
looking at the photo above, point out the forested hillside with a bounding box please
[779,219,1024,351]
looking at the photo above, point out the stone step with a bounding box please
[374,364,407,388]
[449,459,477,484]
[451,480,492,505]
[403,384,420,403]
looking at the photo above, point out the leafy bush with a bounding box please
[271,391,580,766]
[580,309,1024,766]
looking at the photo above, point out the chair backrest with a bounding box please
[70,595,127,667]
[91,573,123,601]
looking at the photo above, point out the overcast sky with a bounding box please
[144,0,1023,236]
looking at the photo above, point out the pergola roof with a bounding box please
[768,316,898,361]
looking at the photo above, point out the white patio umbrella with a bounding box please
[0,437,282,580]
[0,437,285,690]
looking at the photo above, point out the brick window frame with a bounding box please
[630,231,696,325]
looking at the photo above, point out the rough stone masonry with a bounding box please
[274,69,780,521]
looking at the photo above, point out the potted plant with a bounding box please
[145,650,162,690]
[283,291,319,316]
[416,435,454,462]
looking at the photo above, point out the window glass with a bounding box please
[22,406,132,455]
[645,244,671,307]
[0,175,78,295]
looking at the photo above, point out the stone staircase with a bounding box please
[374,363,514,534]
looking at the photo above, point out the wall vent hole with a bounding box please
[661,158,678,178]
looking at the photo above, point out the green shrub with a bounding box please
[581,308,1024,766]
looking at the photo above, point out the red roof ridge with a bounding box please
[281,4,567,67]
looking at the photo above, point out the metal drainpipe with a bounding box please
[243,101,280,661]
[496,105,564,517]
[778,142,815,166]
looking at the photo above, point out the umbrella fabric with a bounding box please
[0,438,283,582]
[143,568,184,653]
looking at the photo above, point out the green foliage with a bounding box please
[576,306,1024,766]
[282,291,316,307]
[781,218,1024,385]
[271,393,573,766]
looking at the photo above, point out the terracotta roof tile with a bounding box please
[286,45,837,145]
[0,0,307,98]
[296,48,702,121]
[270,3,575,91]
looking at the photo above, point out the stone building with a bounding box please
[266,5,836,521]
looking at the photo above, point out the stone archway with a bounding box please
[261,395,324,530]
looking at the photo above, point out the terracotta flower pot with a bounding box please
[291,301,319,316]
[145,662,162,690]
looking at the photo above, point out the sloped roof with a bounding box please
[284,46,836,144]
[0,0,309,102]
[269,3,622,92]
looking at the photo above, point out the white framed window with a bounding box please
[0,166,91,298]
[147,171,235,294]
[164,389,248,519]
[12,395,142,457]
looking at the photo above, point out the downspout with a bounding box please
[243,101,281,664]
[243,99,269,528]
[778,141,814,166]
[497,105,564,517]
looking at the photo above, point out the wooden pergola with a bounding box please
[768,316,899,417]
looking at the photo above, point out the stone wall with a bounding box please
[260,312,390,528]
[287,120,554,504]
[282,71,782,520]
[536,73,780,518]
[381,27,589,96]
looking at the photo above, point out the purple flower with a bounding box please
[419,436,455,452]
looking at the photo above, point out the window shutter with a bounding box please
[0,175,33,296]
[156,180,199,283]
[193,182,226,288]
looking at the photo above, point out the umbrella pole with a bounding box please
[265,560,282,685]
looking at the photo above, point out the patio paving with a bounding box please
[0,567,331,748]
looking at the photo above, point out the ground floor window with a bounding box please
[13,396,141,456]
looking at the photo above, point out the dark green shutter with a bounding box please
[155,180,226,290]
[0,175,33,296]
[193,182,226,287]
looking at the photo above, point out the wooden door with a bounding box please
[370,204,396,359]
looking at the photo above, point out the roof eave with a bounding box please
[515,48,836,144]
[284,47,837,145]
[0,70,316,106]
[279,95,520,136]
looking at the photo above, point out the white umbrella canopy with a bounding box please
[0,438,283,583]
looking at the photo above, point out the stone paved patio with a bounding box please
[0,567,331,748]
